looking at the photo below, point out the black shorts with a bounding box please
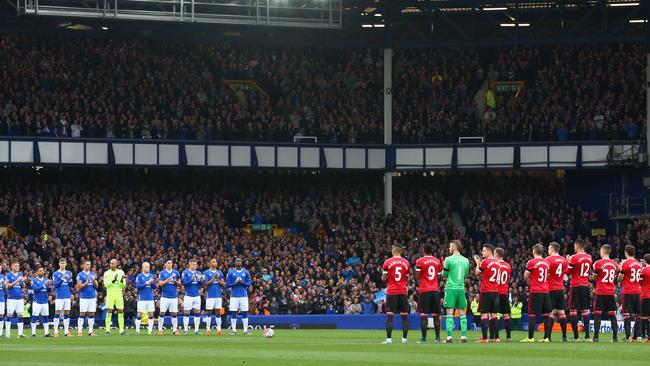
[478,292,500,314]
[593,294,617,313]
[642,299,650,316]
[528,292,552,315]
[549,290,566,310]
[418,291,441,315]
[499,294,511,314]
[622,294,641,315]
[386,294,409,314]
[569,286,590,310]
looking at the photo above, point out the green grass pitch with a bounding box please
[1,330,647,366]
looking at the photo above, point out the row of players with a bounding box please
[381,240,650,344]
[0,257,252,338]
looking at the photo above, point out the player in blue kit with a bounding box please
[0,263,6,337]
[203,258,225,335]
[76,260,98,336]
[5,261,27,338]
[158,260,181,336]
[226,258,252,335]
[135,262,156,335]
[30,267,52,337]
[181,259,203,335]
[52,258,73,337]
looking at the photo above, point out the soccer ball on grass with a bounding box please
[263,327,275,338]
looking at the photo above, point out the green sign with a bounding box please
[252,224,273,231]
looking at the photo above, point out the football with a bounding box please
[263,328,275,338]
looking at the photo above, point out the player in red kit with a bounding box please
[495,247,512,341]
[592,244,619,342]
[415,243,442,343]
[619,245,642,341]
[473,244,501,343]
[521,244,553,343]
[640,254,650,342]
[566,238,593,341]
[381,245,411,344]
[546,242,569,342]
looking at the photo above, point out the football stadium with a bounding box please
[1,1,650,365]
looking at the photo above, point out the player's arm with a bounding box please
[203,272,216,287]
[218,273,226,287]
[617,262,626,283]
[242,272,252,287]
[53,273,62,288]
[565,255,574,275]
[414,265,421,281]
[441,259,449,278]
[181,271,192,287]
[77,275,89,289]
[225,272,236,288]
[135,275,146,289]
[474,256,482,275]
[524,260,533,282]
[157,274,171,287]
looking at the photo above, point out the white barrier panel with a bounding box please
[581,145,609,167]
[61,142,84,164]
[277,147,298,168]
[38,141,59,164]
[186,145,205,166]
[230,146,251,167]
[457,147,484,168]
[487,147,514,168]
[86,143,108,164]
[207,146,228,166]
[520,146,548,168]
[368,149,385,169]
[549,145,578,167]
[10,141,34,163]
[159,145,179,165]
[0,141,8,162]
[300,147,319,168]
[345,148,365,169]
[323,148,343,169]
[396,148,423,169]
[134,144,157,165]
[255,146,275,167]
[425,148,453,168]
[113,143,134,165]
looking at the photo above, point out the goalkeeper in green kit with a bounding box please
[442,240,470,343]
[103,259,127,335]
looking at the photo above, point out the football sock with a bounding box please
[194,316,201,332]
[171,315,178,332]
[148,317,155,333]
[17,317,24,336]
[135,317,142,333]
[105,313,112,331]
[480,315,489,339]
[242,312,249,332]
[491,317,499,339]
[400,313,408,339]
[53,316,60,333]
[78,316,85,333]
[593,312,602,339]
[446,314,454,337]
[31,320,37,335]
[117,313,124,333]
[504,315,511,339]
[624,315,631,339]
[0,316,4,336]
[582,311,590,338]
[88,317,95,333]
[546,315,554,340]
[216,316,222,331]
[385,312,394,339]
[570,310,579,339]
[633,316,642,339]
[420,313,428,339]
[63,315,70,334]
[183,315,190,331]
[558,314,567,339]
[42,316,49,335]
[608,312,617,339]
[205,315,212,330]
[528,314,536,339]
[433,315,441,338]
[460,314,467,337]
[543,314,552,339]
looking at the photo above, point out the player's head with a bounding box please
[532,243,544,258]
[142,262,150,274]
[11,261,19,272]
[235,257,243,269]
[624,245,635,259]
[449,240,461,254]
[82,260,91,271]
[481,244,495,259]
[574,239,586,253]
[421,243,433,256]
[209,258,217,269]
[548,242,560,256]
[599,244,611,259]
[391,245,403,257]
[494,247,505,260]
[164,259,173,270]
[644,254,650,264]
[109,258,118,270]
[35,266,44,277]
[59,258,67,270]
[188,259,198,270]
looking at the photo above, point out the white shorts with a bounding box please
[7,299,24,315]
[79,298,97,313]
[205,297,223,310]
[229,297,249,312]
[55,298,71,311]
[183,296,201,311]
[160,297,178,313]
[32,302,49,317]
[137,300,155,313]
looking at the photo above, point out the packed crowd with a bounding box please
[0,170,645,319]
[0,34,644,144]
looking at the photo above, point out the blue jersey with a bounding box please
[203,269,223,298]
[135,273,156,301]
[158,269,180,299]
[181,269,203,297]
[76,271,97,299]
[31,277,50,304]
[7,272,25,300]
[226,268,251,298]
[52,270,73,299]
[0,274,5,302]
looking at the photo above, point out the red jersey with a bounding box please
[593,258,618,296]
[497,260,512,295]
[546,254,568,291]
[620,258,642,295]
[415,256,442,292]
[383,256,411,295]
[640,266,650,299]
[526,257,550,293]
[567,252,593,288]
[479,257,501,293]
